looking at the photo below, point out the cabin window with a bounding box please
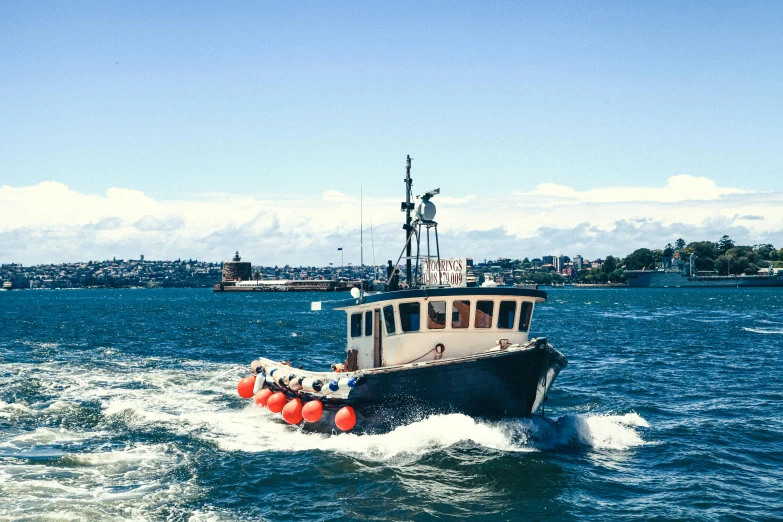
[519,301,533,332]
[427,301,446,329]
[452,300,470,328]
[350,313,362,338]
[399,302,421,332]
[383,305,396,334]
[497,301,516,329]
[365,311,373,336]
[475,300,494,328]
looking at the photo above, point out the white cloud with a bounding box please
[1,176,782,265]
[525,174,748,203]
[322,190,352,202]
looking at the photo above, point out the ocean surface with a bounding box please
[1,287,782,521]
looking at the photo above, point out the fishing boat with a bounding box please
[236,156,568,433]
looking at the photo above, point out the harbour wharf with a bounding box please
[213,280,363,292]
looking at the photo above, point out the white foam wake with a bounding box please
[205,410,533,460]
[205,407,649,460]
[1,356,651,520]
[1,358,650,460]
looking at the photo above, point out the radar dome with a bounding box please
[416,200,436,222]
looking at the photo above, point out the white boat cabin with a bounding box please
[335,288,547,370]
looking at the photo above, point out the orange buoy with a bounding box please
[302,400,323,423]
[254,388,273,407]
[282,398,303,425]
[237,376,256,399]
[334,406,356,431]
[267,392,287,413]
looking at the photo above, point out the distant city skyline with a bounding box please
[2,3,782,264]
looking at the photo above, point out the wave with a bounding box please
[0,442,200,521]
[0,427,103,451]
[0,400,34,418]
[742,327,783,335]
[540,412,649,450]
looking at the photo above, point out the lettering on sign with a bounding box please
[421,258,467,287]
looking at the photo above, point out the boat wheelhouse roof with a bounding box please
[334,286,547,310]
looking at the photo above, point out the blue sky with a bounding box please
[1,2,782,264]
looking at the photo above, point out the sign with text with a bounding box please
[421,258,467,287]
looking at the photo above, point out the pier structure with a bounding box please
[215,250,366,292]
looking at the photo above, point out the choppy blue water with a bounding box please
[1,288,782,521]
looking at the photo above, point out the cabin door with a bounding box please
[373,309,382,367]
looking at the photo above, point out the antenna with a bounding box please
[370,215,377,281]
[360,186,363,268]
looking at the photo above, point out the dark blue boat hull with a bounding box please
[280,341,567,434]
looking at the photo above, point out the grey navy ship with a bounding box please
[626,253,783,288]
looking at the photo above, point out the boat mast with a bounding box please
[360,186,363,268]
[403,155,414,287]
